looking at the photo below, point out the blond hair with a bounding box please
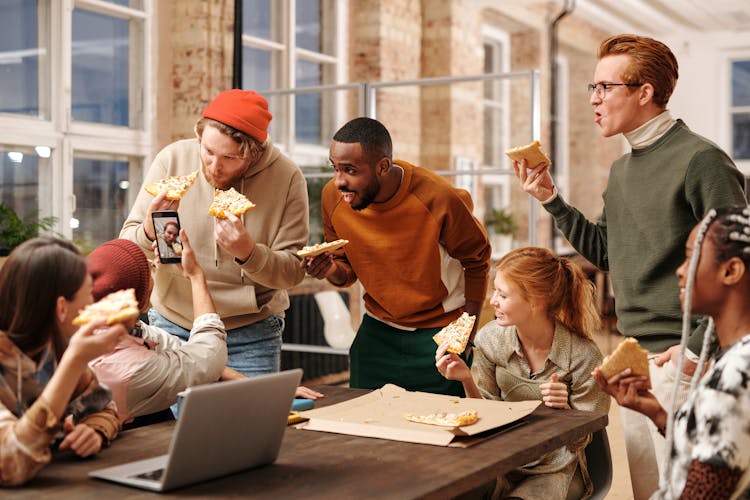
[495,247,601,338]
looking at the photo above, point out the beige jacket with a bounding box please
[89,313,227,423]
[121,138,309,330]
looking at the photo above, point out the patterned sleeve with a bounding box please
[679,459,742,499]
[681,345,750,497]
[70,369,120,445]
[0,398,59,486]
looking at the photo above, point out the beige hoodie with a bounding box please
[121,138,309,330]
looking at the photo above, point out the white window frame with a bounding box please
[0,0,153,240]
[480,25,511,222]
[240,0,346,166]
[723,54,750,174]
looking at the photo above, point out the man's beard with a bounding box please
[201,162,248,190]
[346,177,380,211]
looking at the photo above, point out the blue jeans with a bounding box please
[148,308,283,377]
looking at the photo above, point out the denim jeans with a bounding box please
[147,308,283,377]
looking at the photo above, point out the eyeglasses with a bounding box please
[587,82,643,99]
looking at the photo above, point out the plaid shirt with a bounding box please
[0,332,120,486]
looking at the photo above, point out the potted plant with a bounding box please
[0,203,58,258]
[484,208,517,256]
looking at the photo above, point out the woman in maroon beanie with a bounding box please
[87,233,229,424]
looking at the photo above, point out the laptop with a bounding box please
[89,368,302,492]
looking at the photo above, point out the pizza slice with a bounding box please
[144,170,199,200]
[433,312,476,354]
[208,188,256,219]
[72,288,140,326]
[599,337,650,381]
[403,410,479,427]
[297,239,350,258]
[504,140,551,168]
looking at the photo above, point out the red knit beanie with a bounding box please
[202,89,272,143]
[87,239,151,312]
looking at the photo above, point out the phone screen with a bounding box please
[152,210,182,264]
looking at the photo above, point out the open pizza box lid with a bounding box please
[297,384,540,447]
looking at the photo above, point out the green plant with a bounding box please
[0,203,58,255]
[485,208,518,236]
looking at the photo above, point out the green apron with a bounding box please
[349,314,467,396]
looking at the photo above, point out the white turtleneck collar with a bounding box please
[624,110,677,149]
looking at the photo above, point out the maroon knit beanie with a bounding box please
[87,239,150,312]
[202,89,272,143]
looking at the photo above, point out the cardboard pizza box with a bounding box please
[297,384,540,447]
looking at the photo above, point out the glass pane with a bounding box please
[0,0,45,117]
[72,158,131,248]
[107,0,144,8]
[0,145,55,253]
[1,148,38,219]
[732,60,750,107]
[71,9,130,126]
[243,47,271,91]
[295,60,321,143]
[243,0,272,40]
[733,113,750,160]
[296,0,320,52]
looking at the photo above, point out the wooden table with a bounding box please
[5,385,608,499]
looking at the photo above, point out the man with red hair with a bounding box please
[513,34,746,499]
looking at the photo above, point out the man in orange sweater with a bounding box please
[303,117,491,395]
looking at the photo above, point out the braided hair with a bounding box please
[659,205,750,494]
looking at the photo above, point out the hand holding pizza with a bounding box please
[144,190,180,241]
[66,318,127,365]
[592,366,659,418]
[301,252,338,279]
[513,158,555,202]
[539,373,570,409]
[215,212,256,263]
[434,341,472,384]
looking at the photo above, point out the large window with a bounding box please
[240,0,343,149]
[0,0,151,248]
[732,59,750,161]
[481,28,512,257]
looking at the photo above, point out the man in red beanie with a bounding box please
[87,234,229,424]
[121,89,308,378]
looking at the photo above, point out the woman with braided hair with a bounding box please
[595,205,750,499]
[436,246,609,499]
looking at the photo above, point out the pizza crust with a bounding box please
[297,239,350,258]
[433,312,476,354]
[144,170,199,200]
[599,337,650,380]
[72,288,140,326]
[504,140,551,168]
[208,188,256,219]
[403,410,479,427]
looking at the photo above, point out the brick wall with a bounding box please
[168,0,234,143]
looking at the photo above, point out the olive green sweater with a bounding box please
[545,120,746,353]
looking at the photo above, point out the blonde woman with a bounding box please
[436,247,609,499]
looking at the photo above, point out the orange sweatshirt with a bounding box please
[322,160,491,328]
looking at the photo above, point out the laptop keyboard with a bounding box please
[132,468,164,481]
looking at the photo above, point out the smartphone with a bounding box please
[152,210,182,264]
